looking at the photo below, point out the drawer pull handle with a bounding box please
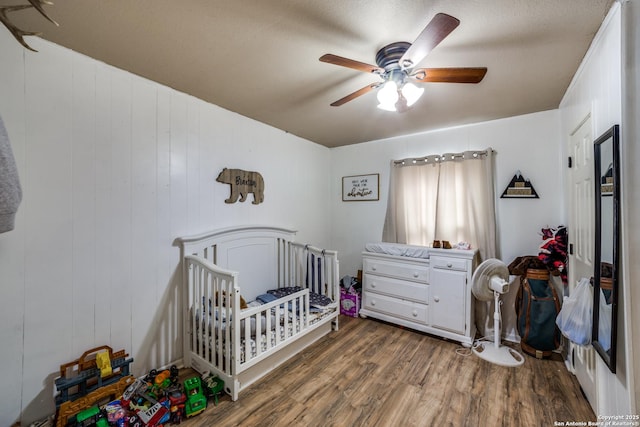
[372,265,377,271]
[447,263,452,268]
[434,296,440,303]
[371,282,376,288]
[371,300,376,306]
[413,272,419,278]
[412,310,418,317]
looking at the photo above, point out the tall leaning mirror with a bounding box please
[593,124,620,373]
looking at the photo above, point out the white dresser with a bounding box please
[359,247,478,346]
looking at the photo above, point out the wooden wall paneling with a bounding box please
[22,41,74,419]
[593,12,627,416]
[130,78,159,373]
[108,71,133,354]
[71,54,98,355]
[224,109,260,226]
[186,99,201,231]
[0,32,27,427]
[560,7,630,415]
[622,1,640,412]
[197,103,217,228]
[602,16,622,129]
[301,143,331,243]
[169,91,189,368]
[286,140,305,224]
[270,136,298,225]
[169,91,188,239]
[209,106,243,228]
[156,86,179,366]
[207,105,231,220]
[93,64,114,346]
[0,32,336,423]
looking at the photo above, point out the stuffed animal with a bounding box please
[214,291,248,309]
[537,226,568,284]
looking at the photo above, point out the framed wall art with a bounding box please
[342,173,379,201]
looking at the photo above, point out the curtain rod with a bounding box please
[393,148,494,166]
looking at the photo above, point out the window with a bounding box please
[382,149,497,261]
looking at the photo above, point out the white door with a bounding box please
[568,115,597,410]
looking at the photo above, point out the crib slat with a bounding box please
[275,304,282,347]
[227,281,235,375]
[191,262,198,359]
[198,265,205,361]
[204,270,210,364]
[213,275,221,370]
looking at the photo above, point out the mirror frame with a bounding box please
[592,124,620,374]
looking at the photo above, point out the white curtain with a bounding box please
[383,149,496,261]
[383,160,439,246]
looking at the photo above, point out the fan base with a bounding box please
[472,342,525,367]
[375,42,411,69]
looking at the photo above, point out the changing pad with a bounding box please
[364,242,430,259]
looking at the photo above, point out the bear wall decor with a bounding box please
[216,168,265,204]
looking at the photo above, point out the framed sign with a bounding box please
[342,173,379,201]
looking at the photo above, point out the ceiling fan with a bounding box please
[319,13,487,112]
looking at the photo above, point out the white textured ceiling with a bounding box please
[7,0,614,147]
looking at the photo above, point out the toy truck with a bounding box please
[183,376,207,418]
[137,400,170,426]
[75,406,108,427]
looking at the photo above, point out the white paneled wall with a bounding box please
[621,0,640,412]
[329,110,564,343]
[0,34,330,424]
[329,110,564,278]
[559,4,632,416]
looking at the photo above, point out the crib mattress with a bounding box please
[364,242,430,258]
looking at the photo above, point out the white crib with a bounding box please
[176,226,339,400]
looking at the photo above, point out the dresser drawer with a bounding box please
[430,255,468,272]
[364,274,428,304]
[363,257,429,282]
[363,292,428,324]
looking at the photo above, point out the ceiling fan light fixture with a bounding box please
[321,13,483,109]
[377,102,397,112]
[401,82,424,107]
[376,81,399,109]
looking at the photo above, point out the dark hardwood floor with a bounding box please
[178,315,594,426]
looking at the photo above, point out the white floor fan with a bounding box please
[471,259,525,367]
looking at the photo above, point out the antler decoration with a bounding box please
[0,0,58,51]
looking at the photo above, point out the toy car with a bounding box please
[75,405,108,427]
[202,373,224,405]
[183,376,207,418]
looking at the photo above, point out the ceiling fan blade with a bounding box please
[399,13,460,70]
[330,83,382,106]
[410,67,487,83]
[320,54,384,74]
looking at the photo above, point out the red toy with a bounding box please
[168,388,187,424]
[538,225,568,285]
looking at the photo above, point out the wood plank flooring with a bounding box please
[178,315,594,426]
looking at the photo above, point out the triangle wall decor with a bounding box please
[501,171,539,199]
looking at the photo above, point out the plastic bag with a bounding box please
[597,288,612,352]
[556,277,592,345]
